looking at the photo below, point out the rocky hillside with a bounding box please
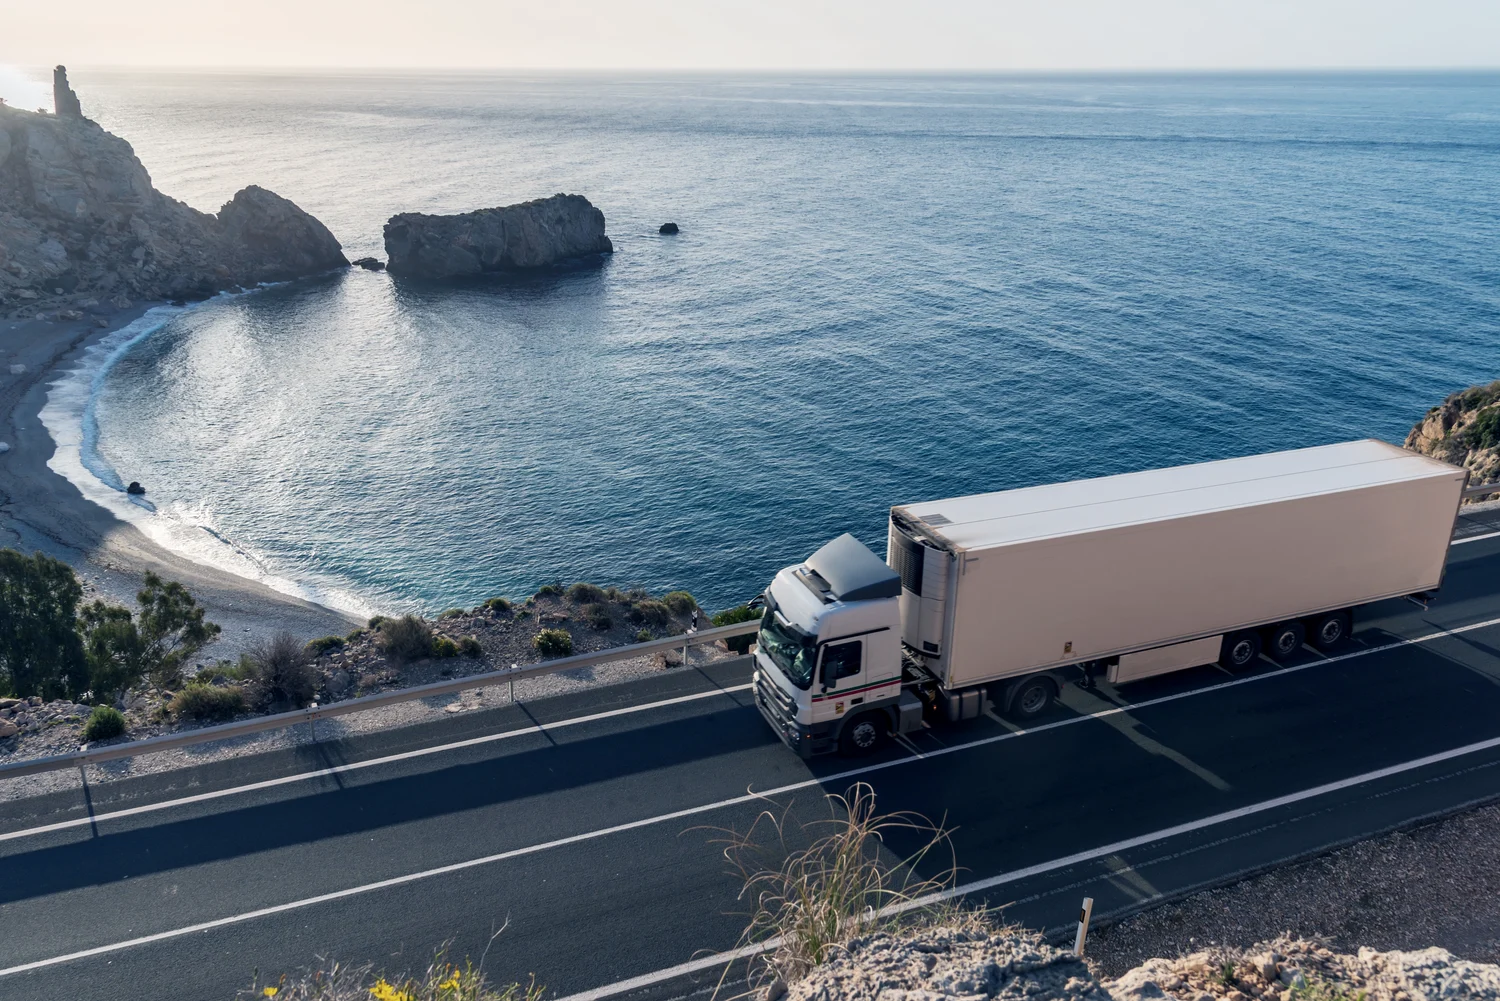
[785,927,1500,1001]
[383,193,613,277]
[1405,380,1500,502]
[0,67,347,313]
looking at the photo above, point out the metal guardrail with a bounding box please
[0,620,762,782]
[1464,483,1497,500]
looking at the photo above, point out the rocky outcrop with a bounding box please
[1104,936,1500,1001]
[786,927,1111,1001]
[0,88,347,312]
[783,928,1500,1001]
[53,66,82,119]
[382,193,612,278]
[1405,380,1500,502]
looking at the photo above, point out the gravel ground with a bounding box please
[1085,801,1500,978]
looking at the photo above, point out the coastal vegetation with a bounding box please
[713,604,760,654]
[242,949,545,1001]
[0,549,219,704]
[532,628,574,657]
[378,615,437,662]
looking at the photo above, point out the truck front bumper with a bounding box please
[754,671,836,758]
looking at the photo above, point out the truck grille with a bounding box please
[756,671,796,720]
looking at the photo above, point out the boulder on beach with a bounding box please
[126,481,145,495]
[382,193,613,278]
[659,222,679,234]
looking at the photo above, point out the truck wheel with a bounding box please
[1263,621,1306,661]
[1308,610,1351,650]
[1007,677,1055,721]
[838,713,887,756]
[1219,631,1262,671]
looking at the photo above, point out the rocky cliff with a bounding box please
[382,193,612,278]
[1405,380,1500,502]
[0,72,347,312]
[784,927,1500,1001]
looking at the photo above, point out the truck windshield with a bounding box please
[758,611,818,690]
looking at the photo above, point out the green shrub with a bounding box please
[306,635,345,656]
[535,583,561,597]
[713,604,762,654]
[170,683,247,721]
[483,597,512,614]
[459,636,483,657]
[378,615,434,662]
[439,607,467,620]
[635,629,654,643]
[663,590,697,615]
[346,627,366,642]
[582,603,612,631]
[433,636,460,658]
[567,582,607,603]
[368,614,387,629]
[627,600,672,628]
[198,655,255,683]
[625,587,649,601]
[82,705,126,742]
[532,629,574,658]
[605,586,623,601]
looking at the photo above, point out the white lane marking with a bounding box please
[1453,529,1500,546]
[552,732,1500,1001]
[9,608,1500,845]
[0,684,754,844]
[6,616,1500,979]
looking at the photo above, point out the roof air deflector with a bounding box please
[804,533,901,602]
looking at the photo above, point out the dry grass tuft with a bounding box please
[241,942,545,1001]
[707,782,976,994]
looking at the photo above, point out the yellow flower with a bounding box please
[369,980,412,1001]
[263,990,279,998]
[439,975,461,991]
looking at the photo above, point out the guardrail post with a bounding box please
[510,664,517,703]
[1073,896,1094,956]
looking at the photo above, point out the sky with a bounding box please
[2,0,1499,71]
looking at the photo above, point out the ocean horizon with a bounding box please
[39,69,1500,615]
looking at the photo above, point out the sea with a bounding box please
[32,70,1500,615]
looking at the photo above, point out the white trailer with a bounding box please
[752,440,1466,757]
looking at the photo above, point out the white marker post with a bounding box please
[1073,897,1094,956]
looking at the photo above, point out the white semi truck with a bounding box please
[752,439,1467,757]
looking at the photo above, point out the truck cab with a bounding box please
[752,533,907,757]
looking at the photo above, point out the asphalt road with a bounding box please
[2,517,1500,1001]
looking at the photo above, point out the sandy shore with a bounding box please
[0,303,360,660]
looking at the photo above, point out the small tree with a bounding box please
[79,600,146,702]
[0,549,88,700]
[136,571,221,690]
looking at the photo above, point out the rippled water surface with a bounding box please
[70,71,1500,612]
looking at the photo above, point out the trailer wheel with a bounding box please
[1263,621,1306,661]
[838,713,887,756]
[1219,631,1262,671]
[1007,677,1055,721]
[1308,610,1351,650]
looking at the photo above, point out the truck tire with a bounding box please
[1308,610,1351,650]
[1006,676,1055,721]
[838,712,887,756]
[1219,630,1262,671]
[1263,620,1306,661]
